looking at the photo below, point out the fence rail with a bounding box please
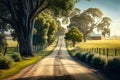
[7,45,48,53]
[81,48,120,57]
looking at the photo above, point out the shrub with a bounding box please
[105,57,120,73]
[0,56,13,69]
[80,53,88,62]
[91,55,107,70]
[86,53,94,64]
[74,52,81,59]
[91,55,101,69]
[99,56,107,71]
[11,53,21,62]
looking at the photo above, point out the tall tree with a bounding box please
[33,11,57,46]
[0,0,76,57]
[65,27,83,47]
[69,8,111,42]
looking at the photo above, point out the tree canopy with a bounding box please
[33,11,57,46]
[65,27,83,47]
[69,8,111,42]
[0,0,77,56]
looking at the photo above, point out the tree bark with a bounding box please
[17,20,34,57]
[83,34,86,42]
[19,35,33,57]
[0,0,48,57]
[72,41,76,47]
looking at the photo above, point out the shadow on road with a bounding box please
[15,72,111,80]
[15,75,73,80]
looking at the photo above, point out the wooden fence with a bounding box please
[7,45,48,53]
[81,48,120,57]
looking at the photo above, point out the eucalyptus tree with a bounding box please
[33,11,57,46]
[69,8,111,42]
[65,27,83,47]
[0,0,77,57]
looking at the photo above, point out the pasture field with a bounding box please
[7,40,17,47]
[68,39,120,56]
[77,39,120,49]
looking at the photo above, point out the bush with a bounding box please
[80,53,88,62]
[74,52,81,59]
[105,57,120,73]
[91,55,107,70]
[99,56,107,70]
[11,53,21,62]
[86,53,94,64]
[0,56,13,69]
[91,55,101,69]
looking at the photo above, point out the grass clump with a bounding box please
[0,56,13,69]
[11,53,21,62]
[0,39,58,79]
[105,57,120,73]
[86,53,94,64]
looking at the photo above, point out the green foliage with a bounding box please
[105,57,120,73]
[0,0,76,57]
[80,53,88,62]
[65,27,83,47]
[11,53,21,62]
[74,52,81,59]
[0,56,13,69]
[74,52,88,62]
[69,8,111,41]
[86,53,94,64]
[91,55,101,69]
[34,12,57,46]
[49,0,74,16]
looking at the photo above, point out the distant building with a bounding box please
[90,34,102,40]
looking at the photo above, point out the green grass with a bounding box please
[7,40,17,47]
[0,57,41,79]
[0,39,58,79]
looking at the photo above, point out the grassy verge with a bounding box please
[0,39,58,79]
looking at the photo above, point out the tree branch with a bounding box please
[32,4,49,20]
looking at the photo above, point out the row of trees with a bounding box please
[68,8,112,42]
[0,0,78,57]
[65,7,112,47]
[33,11,57,46]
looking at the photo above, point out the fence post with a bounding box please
[99,48,101,55]
[103,49,105,55]
[107,48,109,58]
[115,49,117,56]
[97,48,98,53]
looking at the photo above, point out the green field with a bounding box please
[77,39,120,49]
[7,40,17,47]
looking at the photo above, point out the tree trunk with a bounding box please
[19,34,33,57]
[83,34,86,42]
[72,41,76,47]
[16,20,34,57]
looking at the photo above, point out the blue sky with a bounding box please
[75,0,120,36]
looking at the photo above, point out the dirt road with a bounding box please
[5,36,108,80]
